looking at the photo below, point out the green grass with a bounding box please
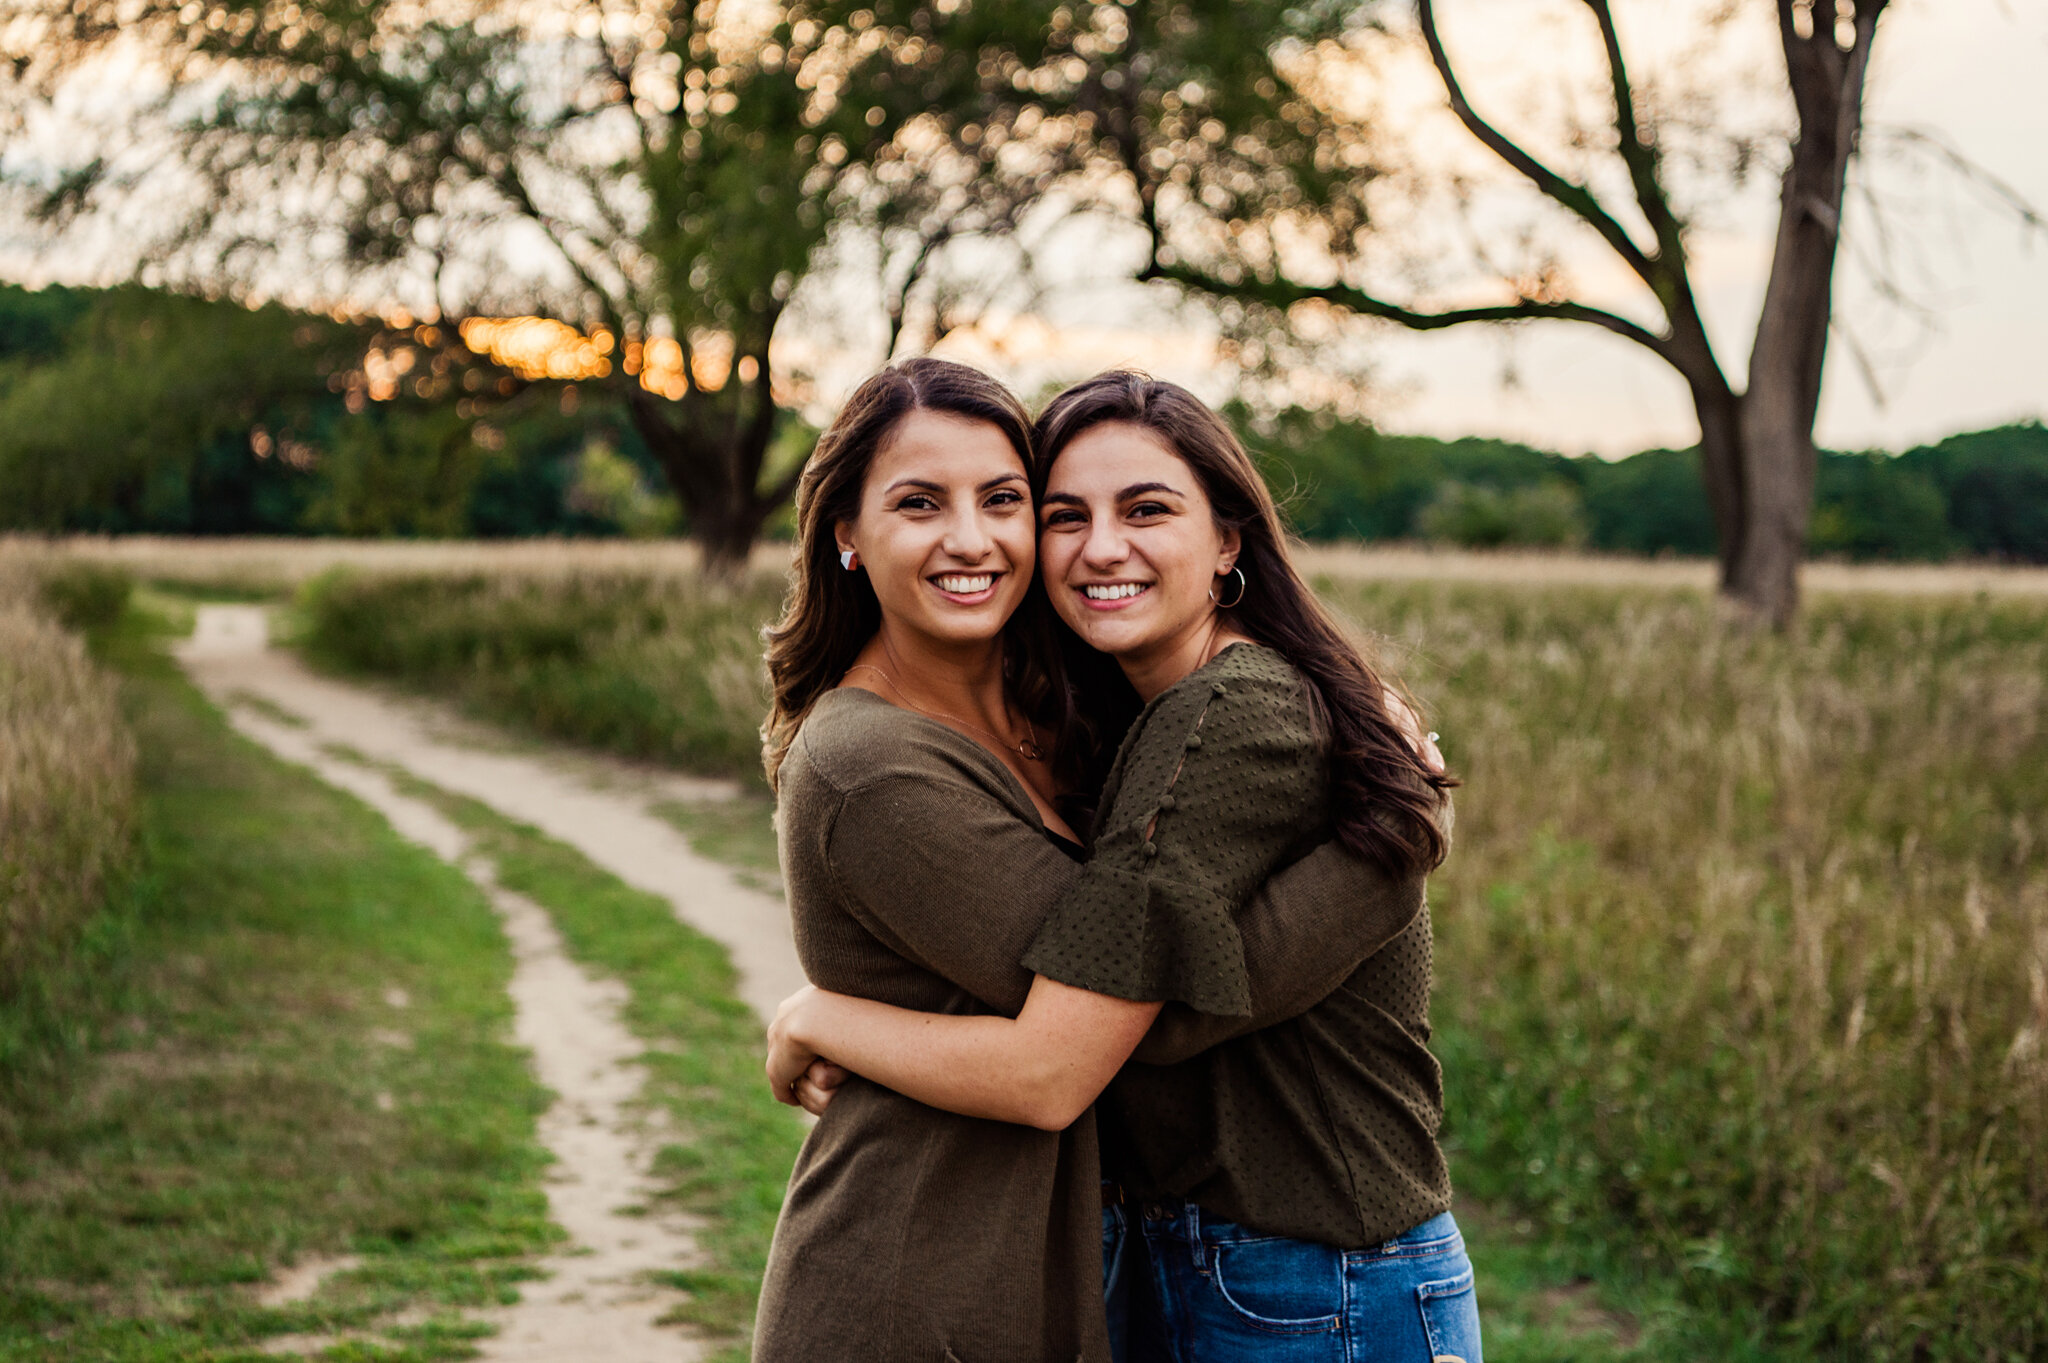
[0,604,559,1361]
[280,564,2048,1360]
[653,796,782,895]
[379,775,809,1363]
[297,569,785,783]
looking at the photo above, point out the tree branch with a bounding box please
[1416,0,1657,285]
[1581,0,1687,271]
[1145,260,1675,362]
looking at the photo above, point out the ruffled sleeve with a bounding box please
[1020,647,1329,1016]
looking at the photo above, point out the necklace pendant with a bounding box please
[1018,738,1044,761]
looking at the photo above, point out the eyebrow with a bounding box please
[1041,481,1185,505]
[883,473,1027,495]
[1117,481,1183,500]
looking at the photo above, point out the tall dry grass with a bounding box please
[1326,581,2048,1359]
[0,559,136,1004]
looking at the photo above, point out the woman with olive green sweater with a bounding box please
[749,359,1430,1363]
[769,372,1476,1363]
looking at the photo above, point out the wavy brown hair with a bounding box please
[1033,371,1456,875]
[762,357,1072,790]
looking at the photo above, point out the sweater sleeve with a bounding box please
[1021,668,1327,1016]
[1134,843,1427,1063]
[822,772,1084,1018]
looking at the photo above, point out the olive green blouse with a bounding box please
[753,684,1429,1363]
[1025,643,1454,1249]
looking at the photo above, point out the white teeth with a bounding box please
[934,574,995,594]
[1083,583,1148,601]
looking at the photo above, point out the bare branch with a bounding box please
[1870,124,2045,235]
[1416,0,1657,287]
[1581,0,1687,270]
[1144,260,1674,362]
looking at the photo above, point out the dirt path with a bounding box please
[174,604,804,1362]
[175,604,802,1020]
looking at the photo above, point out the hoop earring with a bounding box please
[1209,565,1247,609]
[839,549,858,571]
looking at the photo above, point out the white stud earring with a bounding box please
[840,550,857,571]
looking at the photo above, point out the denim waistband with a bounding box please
[1138,1201,1459,1262]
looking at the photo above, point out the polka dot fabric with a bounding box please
[1029,643,1454,1249]
[1022,643,1329,1017]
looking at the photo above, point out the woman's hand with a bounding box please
[792,1059,849,1117]
[766,981,851,1114]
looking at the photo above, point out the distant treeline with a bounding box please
[4,283,2044,560]
[1243,407,2048,563]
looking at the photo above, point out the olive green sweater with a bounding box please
[1027,643,1454,1249]
[753,684,1430,1363]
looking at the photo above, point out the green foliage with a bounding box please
[298,569,783,781]
[0,286,350,532]
[1253,409,2048,562]
[302,404,495,538]
[1417,479,1589,548]
[34,560,134,631]
[1575,447,1722,557]
[1809,452,1955,559]
[1,603,558,1359]
[1902,420,2048,561]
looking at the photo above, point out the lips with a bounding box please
[1077,581,1151,609]
[929,571,1001,603]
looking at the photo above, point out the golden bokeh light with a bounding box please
[460,317,747,399]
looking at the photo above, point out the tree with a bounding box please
[1122,0,2022,624]
[3,0,1104,573]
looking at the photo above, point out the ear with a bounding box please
[833,520,857,558]
[1217,525,1242,574]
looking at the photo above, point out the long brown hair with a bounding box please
[762,357,1070,790]
[1033,371,1455,874]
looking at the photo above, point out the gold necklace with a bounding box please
[845,654,1046,763]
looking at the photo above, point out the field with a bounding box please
[7,536,2047,1360]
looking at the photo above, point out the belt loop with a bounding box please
[1184,1201,1206,1271]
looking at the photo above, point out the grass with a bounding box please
[0,562,135,1071]
[280,561,2048,1361]
[1326,580,2048,1362]
[374,774,809,1363]
[298,568,785,783]
[0,601,559,1361]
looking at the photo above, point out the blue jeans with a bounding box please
[1120,1202,1483,1363]
[1104,1194,1133,1362]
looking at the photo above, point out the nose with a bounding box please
[1079,516,1129,572]
[941,505,995,562]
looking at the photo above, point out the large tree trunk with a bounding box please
[622,385,784,584]
[694,490,773,583]
[1720,2,1882,627]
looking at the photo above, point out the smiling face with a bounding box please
[1038,420,1240,690]
[835,408,1035,652]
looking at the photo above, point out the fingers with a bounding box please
[793,1075,838,1116]
[806,1059,849,1091]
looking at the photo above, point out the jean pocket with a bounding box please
[1416,1265,1483,1363]
[1207,1235,1345,1334]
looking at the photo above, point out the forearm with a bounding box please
[787,981,1161,1131]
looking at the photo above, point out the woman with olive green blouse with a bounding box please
[750,358,1433,1363]
[769,372,1477,1363]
